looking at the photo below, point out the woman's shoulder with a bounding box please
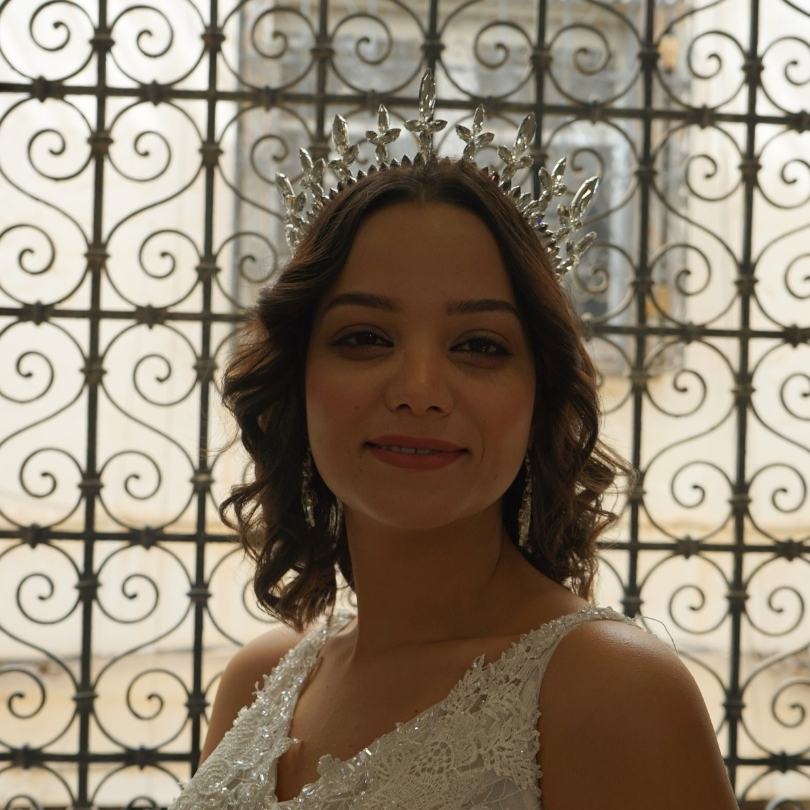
[222,606,355,696]
[227,621,311,688]
[531,596,679,681]
[536,611,737,809]
[199,620,312,764]
[552,602,675,657]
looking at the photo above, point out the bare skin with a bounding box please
[274,543,588,801]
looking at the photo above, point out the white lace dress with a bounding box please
[169,604,648,809]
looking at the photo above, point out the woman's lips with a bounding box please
[364,443,467,470]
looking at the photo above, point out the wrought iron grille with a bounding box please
[0,0,808,808]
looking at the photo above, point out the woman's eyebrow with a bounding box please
[322,291,520,319]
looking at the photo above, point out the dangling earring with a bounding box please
[517,450,532,548]
[327,489,343,538]
[301,446,317,528]
[301,446,343,538]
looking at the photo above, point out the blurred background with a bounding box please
[0,0,808,807]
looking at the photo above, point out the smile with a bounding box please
[365,444,466,470]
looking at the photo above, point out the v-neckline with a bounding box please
[272,604,613,806]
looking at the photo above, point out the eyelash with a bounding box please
[333,330,511,357]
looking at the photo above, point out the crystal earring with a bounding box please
[301,446,343,538]
[517,450,532,549]
[328,490,343,538]
[301,446,317,528]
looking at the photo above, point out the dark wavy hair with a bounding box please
[218,155,636,633]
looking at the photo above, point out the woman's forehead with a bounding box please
[353,200,493,245]
[344,203,506,282]
[308,201,518,327]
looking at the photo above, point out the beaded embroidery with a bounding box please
[169,605,650,809]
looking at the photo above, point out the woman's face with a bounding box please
[304,200,536,531]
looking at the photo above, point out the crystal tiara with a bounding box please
[275,68,600,283]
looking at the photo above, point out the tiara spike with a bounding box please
[366,104,401,163]
[298,147,327,204]
[418,68,437,120]
[329,113,361,182]
[517,113,536,148]
[273,68,601,281]
[571,175,600,221]
[403,68,448,161]
[543,157,568,196]
[572,230,598,259]
[275,172,294,200]
[275,171,308,250]
[497,112,536,184]
[522,199,543,220]
[456,104,495,161]
[556,202,573,240]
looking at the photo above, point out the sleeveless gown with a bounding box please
[169,604,649,809]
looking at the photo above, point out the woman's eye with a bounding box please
[461,336,511,356]
[334,330,384,349]
[333,330,510,356]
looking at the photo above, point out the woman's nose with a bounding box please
[384,349,455,409]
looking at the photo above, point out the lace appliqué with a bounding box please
[287,606,639,809]
[167,616,341,810]
[170,606,647,810]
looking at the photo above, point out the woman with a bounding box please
[169,150,738,808]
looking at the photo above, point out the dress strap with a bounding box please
[516,605,650,699]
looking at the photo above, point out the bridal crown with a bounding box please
[275,68,600,283]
